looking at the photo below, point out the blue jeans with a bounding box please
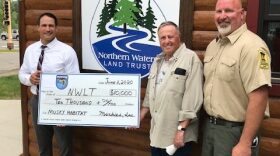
[151,142,193,156]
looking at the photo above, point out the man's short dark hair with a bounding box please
[37,12,58,26]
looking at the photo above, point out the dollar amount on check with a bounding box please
[38,73,141,127]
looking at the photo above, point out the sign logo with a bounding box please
[56,75,68,90]
[89,0,166,78]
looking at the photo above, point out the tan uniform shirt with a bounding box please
[143,43,203,148]
[203,24,271,122]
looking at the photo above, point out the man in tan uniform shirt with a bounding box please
[140,21,203,156]
[202,0,271,156]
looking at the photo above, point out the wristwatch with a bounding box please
[177,125,186,131]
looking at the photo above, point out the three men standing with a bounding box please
[18,0,272,155]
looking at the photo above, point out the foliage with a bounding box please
[0,0,18,33]
[96,0,111,37]
[97,0,157,38]
[143,0,157,41]
[0,49,17,52]
[11,0,18,29]
[97,0,118,37]
[0,75,20,99]
[134,0,144,27]
[112,0,140,33]
[107,0,118,20]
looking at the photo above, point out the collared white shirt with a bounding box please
[19,38,80,95]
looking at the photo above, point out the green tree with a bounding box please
[11,0,18,29]
[96,0,119,37]
[0,0,3,32]
[0,0,18,32]
[143,0,157,41]
[107,0,118,20]
[134,0,144,27]
[96,0,111,37]
[112,0,140,34]
[0,0,4,32]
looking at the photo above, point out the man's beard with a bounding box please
[217,23,232,37]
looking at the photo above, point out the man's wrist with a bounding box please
[177,125,186,131]
[238,137,253,147]
[29,75,34,85]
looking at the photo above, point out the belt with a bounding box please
[208,115,244,127]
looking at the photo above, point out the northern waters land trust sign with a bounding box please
[82,0,180,78]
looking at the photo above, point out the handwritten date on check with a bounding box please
[38,73,141,127]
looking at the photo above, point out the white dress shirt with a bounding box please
[19,38,80,94]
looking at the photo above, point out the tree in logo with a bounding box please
[96,0,118,37]
[96,0,158,38]
[143,0,157,41]
[112,0,140,34]
[133,0,144,27]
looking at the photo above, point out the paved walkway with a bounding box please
[0,52,19,77]
[0,52,22,156]
[0,100,22,156]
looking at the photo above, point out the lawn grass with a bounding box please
[0,49,18,53]
[0,75,20,99]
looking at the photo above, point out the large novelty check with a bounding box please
[38,73,141,127]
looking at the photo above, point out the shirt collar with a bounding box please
[40,38,57,49]
[155,43,184,63]
[216,24,248,44]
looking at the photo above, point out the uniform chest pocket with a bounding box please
[217,58,236,82]
[203,56,214,77]
[168,72,188,94]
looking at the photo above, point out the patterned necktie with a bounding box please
[37,45,47,94]
[37,45,47,71]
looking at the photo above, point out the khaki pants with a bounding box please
[201,119,259,156]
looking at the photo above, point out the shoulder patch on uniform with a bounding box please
[258,48,269,70]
